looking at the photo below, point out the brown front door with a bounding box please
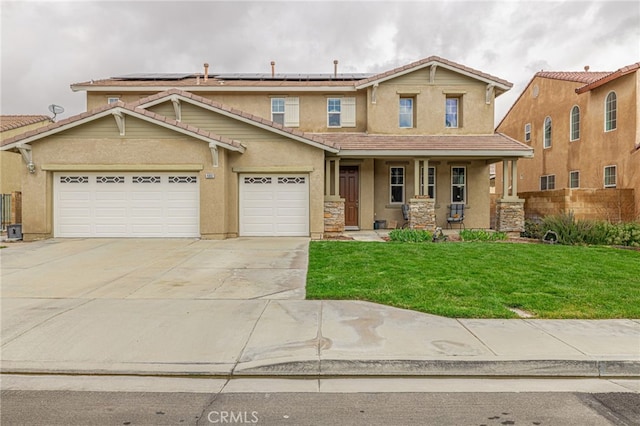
[339,166,359,228]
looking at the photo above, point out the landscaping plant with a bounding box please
[388,228,433,242]
[459,229,508,242]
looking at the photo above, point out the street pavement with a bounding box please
[1,237,639,380]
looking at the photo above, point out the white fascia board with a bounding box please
[337,149,534,158]
[176,96,339,153]
[356,61,511,91]
[72,85,357,93]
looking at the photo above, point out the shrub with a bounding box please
[460,229,508,242]
[388,228,433,243]
[522,219,544,239]
[536,212,640,246]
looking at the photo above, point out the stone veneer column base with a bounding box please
[496,198,525,234]
[409,197,436,231]
[324,197,345,235]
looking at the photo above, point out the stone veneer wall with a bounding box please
[409,197,436,231]
[324,198,345,234]
[496,199,525,233]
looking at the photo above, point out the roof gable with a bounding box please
[134,89,339,153]
[0,102,245,153]
[1,115,51,132]
[576,62,640,94]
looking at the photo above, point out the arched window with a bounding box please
[570,106,580,141]
[543,116,552,148]
[605,92,617,131]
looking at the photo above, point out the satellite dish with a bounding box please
[48,104,65,121]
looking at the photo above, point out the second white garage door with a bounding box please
[54,172,199,238]
[239,174,309,236]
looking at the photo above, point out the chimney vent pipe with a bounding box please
[584,65,590,72]
[333,60,338,78]
[271,61,275,78]
[204,63,209,82]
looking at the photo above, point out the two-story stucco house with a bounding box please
[1,56,532,241]
[496,63,640,222]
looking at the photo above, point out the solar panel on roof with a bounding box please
[112,73,195,80]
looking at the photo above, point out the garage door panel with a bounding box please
[240,174,308,237]
[54,172,199,238]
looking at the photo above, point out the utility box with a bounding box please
[374,220,387,230]
[7,224,22,240]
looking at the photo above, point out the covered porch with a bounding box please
[318,133,533,237]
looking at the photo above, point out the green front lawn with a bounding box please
[306,241,640,318]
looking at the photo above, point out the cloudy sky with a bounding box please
[1,0,638,125]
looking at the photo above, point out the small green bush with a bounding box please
[388,228,433,243]
[522,219,544,239]
[460,229,508,242]
[535,212,640,246]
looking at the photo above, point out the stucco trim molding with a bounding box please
[232,166,314,173]
[41,164,204,171]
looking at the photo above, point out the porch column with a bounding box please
[423,158,429,196]
[414,159,421,197]
[511,160,518,197]
[502,160,509,197]
[333,158,340,197]
[325,159,331,196]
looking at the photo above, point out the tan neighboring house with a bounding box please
[1,115,51,193]
[496,63,640,222]
[1,56,532,241]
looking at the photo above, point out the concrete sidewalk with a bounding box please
[1,238,639,380]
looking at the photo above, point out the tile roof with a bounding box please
[313,132,532,155]
[1,115,51,132]
[535,71,612,84]
[576,62,640,93]
[132,89,339,151]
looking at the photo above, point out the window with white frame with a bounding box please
[605,91,617,131]
[524,123,531,143]
[271,97,299,127]
[570,106,580,141]
[107,97,120,104]
[543,116,552,148]
[569,171,580,189]
[420,166,436,199]
[327,97,355,128]
[390,167,405,204]
[604,165,617,188]
[399,97,414,128]
[445,97,459,128]
[451,167,466,203]
[540,174,555,190]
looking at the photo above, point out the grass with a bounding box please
[306,241,640,319]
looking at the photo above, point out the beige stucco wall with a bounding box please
[1,119,52,193]
[366,68,496,135]
[496,72,639,220]
[21,112,326,241]
[369,159,490,229]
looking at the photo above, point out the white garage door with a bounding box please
[239,174,309,236]
[54,172,199,237]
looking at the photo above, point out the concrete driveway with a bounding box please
[1,238,308,300]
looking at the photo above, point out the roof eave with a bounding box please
[71,84,357,93]
[337,149,533,158]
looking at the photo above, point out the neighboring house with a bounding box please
[496,63,640,222]
[1,56,532,241]
[1,115,51,193]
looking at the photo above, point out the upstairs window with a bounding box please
[605,91,617,131]
[569,171,580,189]
[451,167,466,203]
[445,97,459,128]
[107,97,120,104]
[570,106,580,141]
[327,97,356,128]
[271,97,299,127]
[524,123,531,143]
[390,167,405,204]
[604,165,617,188]
[540,174,555,190]
[543,116,552,148]
[399,97,414,128]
